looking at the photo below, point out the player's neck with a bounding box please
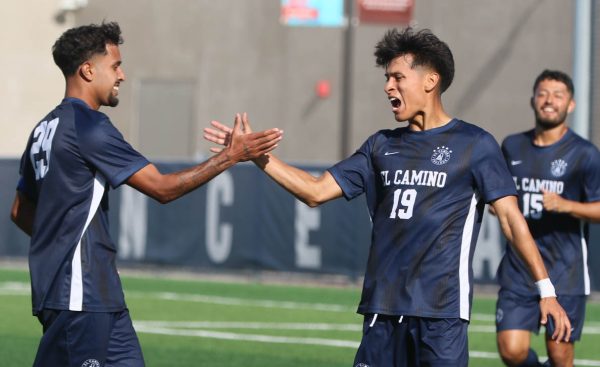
[533,123,568,146]
[64,80,100,110]
[407,105,452,132]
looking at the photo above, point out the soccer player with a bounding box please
[10,22,282,367]
[495,70,600,367]
[204,28,571,366]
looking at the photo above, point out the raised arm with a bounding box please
[128,113,282,204]
[204,114,343,207]
[253,154,342,207]
[491,195,571,342]
[11,191,36,236]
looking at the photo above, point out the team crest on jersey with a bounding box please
[81,359,100,367]
[550,159,568,177]
[355,363,370,367]
[431,146,452,165]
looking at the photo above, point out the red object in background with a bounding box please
[357,0,414,24]
[316,80,331,99]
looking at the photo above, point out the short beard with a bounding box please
[535,110,567,129]
[107,95,119,107]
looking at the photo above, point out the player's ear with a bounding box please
[567,98,576,114]
[424,71,440,93]
[530,96,535,109]
[79,61,94,82]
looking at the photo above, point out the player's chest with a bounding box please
[372,140,471,191]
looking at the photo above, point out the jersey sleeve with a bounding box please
[17,143,38,202]
[471,131,517,203]
[327,135,375,201]
[77,117,150,188]
[582,145,600,202]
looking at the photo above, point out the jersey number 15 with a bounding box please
[522,192,543,219]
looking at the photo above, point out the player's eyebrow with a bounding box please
[385,72,404,79]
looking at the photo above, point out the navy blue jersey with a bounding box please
[17,98,149,315]
[328,119,516,320]
[497,129,600,296]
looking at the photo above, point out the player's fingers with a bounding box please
[540,312,547,325]
[245,132,282,156]
[552,312,566,343]
[203,128,229,142]
[203,132,226,145]
[210,120,233,134]
[232,113,242,133]
[241,112,252,133]
[255,131,283,149]
[256,128,283,139]
[564,315,572,342]
[209,147,223,154]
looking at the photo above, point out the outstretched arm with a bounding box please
[128,113,282,204]
[204,114,343,207]
[541,189,600,222]
[491,195,571,343]
[11,191,35,236]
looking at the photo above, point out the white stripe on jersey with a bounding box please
[581,222,591,295]
[69,174,106,311]
[459,193,479,320]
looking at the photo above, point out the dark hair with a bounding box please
[532,69,574,96]
[52,22,123,76]
[374,28,455,93]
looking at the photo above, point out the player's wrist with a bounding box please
[535,278,556,298]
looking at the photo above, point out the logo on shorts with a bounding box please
[355,364,370,367]
[82,359,100,367]
[550,159,567,177]
[431,146,452,165]
[496,308,504,323]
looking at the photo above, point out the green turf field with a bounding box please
[1,267,600,367]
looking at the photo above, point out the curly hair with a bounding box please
[374,28,455,93]
[52,22,123,76]
[532,69,574,96]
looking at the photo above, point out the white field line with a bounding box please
[3,281,600,335]
[133,324,360,348]
[135,321,362,331]
[133,322,600,366]
[0,281,30,295]
[126,290,356,313]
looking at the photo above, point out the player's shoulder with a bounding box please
[502,129,533,146]
[567,129,598,150]
[59,99,125,152]
[373,127,406,138]
[451,119,497,143]
[66,98,110,126]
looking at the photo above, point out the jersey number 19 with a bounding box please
[389,188,417,219]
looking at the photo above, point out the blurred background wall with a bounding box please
[2,0,600,286]
[0,0,586,163]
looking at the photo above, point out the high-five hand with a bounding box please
[214,113,282,161]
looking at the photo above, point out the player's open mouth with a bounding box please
[389,97,401,108]
[113,85,120,94]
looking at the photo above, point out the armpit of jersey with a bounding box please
[470,131,517,203]
[75,115,149,188]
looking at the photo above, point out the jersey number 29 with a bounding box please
[30,118,59,180]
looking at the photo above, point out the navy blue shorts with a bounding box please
[495,288,586,342]
[353,314,469,367]
[33,309,145,367]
